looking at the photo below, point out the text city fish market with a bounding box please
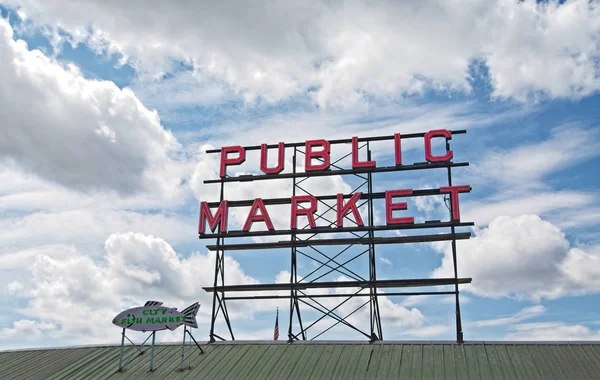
[119,308,186,325]
[199,129,471,233]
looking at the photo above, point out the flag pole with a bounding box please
[274,307,279,341]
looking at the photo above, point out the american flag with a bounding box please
[274,308,279,340]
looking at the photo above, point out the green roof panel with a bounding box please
[1,341,600,380]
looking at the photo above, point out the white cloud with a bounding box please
[484,0,600,101]
[129,71,234,112]
[379,257,392,267]
[401,294,471,308]
[552,208,600,231]
[472,305,546,327]
[0,208,196,251]
[432,214,600,300]
[402,325,450,337]
[0,245,76,270]
[3,0,600,106]
[505,322,600,341]
[2,232,260,344]
[2,233,440,345]
[457,124,600,230]
[0,19,185,198]
[562,246,600,292]
[6,281,24,296]
[463,191,597,227]
[0,320,58,341]
[469,125,599,188]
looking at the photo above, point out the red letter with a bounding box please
[337,192,365,227]
[385,190,414,225]
[394,133,402,165]
[291,195,317,229]
[440,185,471,221]
[305,139,330,171]
[424,129,453,163]
[351,137,375,169]
[260,142,285,175]
[243,198,274,231]
[220,146,246,177]
[199,201,228,233]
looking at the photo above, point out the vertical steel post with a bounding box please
[118,328,125,371]
[221,242,236,340]
[209,180,226,342]
[367,143,382,341]
[289,147,306,341]
[149,331,156,371]
[288,148,296,342]
[446,142,463,344]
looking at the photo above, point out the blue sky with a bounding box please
[0,0,599,349]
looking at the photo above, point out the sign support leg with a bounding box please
[186,329,204,354]
[180,325,187,369]
[149,331,156,371]
[118,328,125,371]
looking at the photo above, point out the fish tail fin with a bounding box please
[181,302,200,328]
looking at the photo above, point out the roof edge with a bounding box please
[2,339,600,353]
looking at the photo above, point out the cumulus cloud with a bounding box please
[432,214,600,300]
[3,0,600,107]
[0,18,184,198]
[483,0,600,101]
[2,233,439,345]
[2,232,260,344]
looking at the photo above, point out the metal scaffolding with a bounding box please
[200,130,472,343]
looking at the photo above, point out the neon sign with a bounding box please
[198,129,471,235]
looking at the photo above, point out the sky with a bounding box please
[0,0,599,350]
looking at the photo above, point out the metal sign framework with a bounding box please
[200,130,473,343]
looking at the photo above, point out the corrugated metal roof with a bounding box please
[1,341,599,379]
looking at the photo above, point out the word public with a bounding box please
[199,129,471,234]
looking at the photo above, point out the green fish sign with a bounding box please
[112,301,200,332]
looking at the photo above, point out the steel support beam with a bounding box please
[205,129,467,153]
[204,161,469,184]
[204,277,473,293]
[199,221,474,240]
[205,232,472,251]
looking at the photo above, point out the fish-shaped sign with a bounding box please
[112,301,200,332]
